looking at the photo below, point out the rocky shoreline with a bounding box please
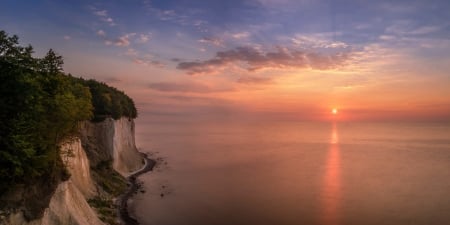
[117,153,156,225]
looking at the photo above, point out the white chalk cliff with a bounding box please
[80,118,143,176]
[3,117,143,225]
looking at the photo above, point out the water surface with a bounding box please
[132,120,450,225]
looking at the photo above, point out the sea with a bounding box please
[131,120,450,225]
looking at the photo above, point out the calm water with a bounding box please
[132,120,450,225]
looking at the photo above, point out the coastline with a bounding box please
[117,153,156,225]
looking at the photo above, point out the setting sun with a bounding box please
[2,1,450,225]
[332,108,338,115]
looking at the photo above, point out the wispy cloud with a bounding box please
[91,8,116,26]
[97,31,152,47]
[408,26,441,35]
[115,33,135,46]
[177,46,352,75]
[94,10,108,17]
[102,17,115,26]
[95,29,161,67]
[237,76,273,84]
[142,0,207,30]
[137,34,151,43]
[148,81,233,93]
[133,58,164,67]
[231,32,250,40]
[97,29,106,37]
[385,21,442,37]
[198,37,224,47]
[102,33,136,47]
[379,21,448,50]
[290,33,348,49]
[379,2,417,13]
[125,48,138,56]
[122,48,164,67]
[63,35,71,40]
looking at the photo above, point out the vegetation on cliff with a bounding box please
[0,30,137,219]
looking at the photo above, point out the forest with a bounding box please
[0,30,137,194]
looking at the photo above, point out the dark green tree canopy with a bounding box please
[0,30,137,195]
[40,48,64,74]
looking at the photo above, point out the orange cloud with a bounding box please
[237,76,273,84]
[148,81,234,93]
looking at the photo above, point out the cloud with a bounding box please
[379,2,417,13]
[379,35,395,41]
[231,32,250,39]
[63,35,71,40]
[98,31,152,47]
[94,10,108,17]
[164,95,219,102]
[177,46,352,75]
[102,17,115,25]
[117,45,163,68]
[125,48,138,56]
[142,0,208,30]
[237,76,273,84]
[103,33,136,47]
[384,21,441,37]
[408,26,440,35]
[379,22,447,50]
[198,37,224,47]
[114,34,134,46]
[256,0,306,6]
[91,8,116,26]
[148,81,233,93]
[97,30,106,37]
[291,33,348,49]
[133,58,164,67]
[138,34,150,43]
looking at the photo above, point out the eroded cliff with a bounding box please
[80,118,143,176]
[1,118,143,225]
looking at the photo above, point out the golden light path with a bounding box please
[320,122,341,225]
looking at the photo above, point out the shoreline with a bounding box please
[117,153,156,225]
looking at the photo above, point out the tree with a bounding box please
[0,30,137,197]
[0,30,37,69]
[40,49,63,74]
[0,31,92,193]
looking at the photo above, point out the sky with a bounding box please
[1,0,450,122]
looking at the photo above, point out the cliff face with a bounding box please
[112,118,143,175]
[61,139,96,198]
[2,118,143,225]
[80,117,143,176]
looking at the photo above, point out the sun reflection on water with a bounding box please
[321,122,341,225]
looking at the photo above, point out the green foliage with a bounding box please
[88,197,120,225]
[39,49,63,74]
[88,160,127,225]
[0,60,92,191]
[0,30,136,194]
[82,79,138,121]
[0,31,37,69]
[92,160,128,196]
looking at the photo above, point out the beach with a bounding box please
[117,153,156,225]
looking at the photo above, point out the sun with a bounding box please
[332,108,338,115]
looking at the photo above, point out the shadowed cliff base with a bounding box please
[118,153,156,225]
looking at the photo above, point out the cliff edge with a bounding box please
[80,118,143,176]
[1,117,144,225]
